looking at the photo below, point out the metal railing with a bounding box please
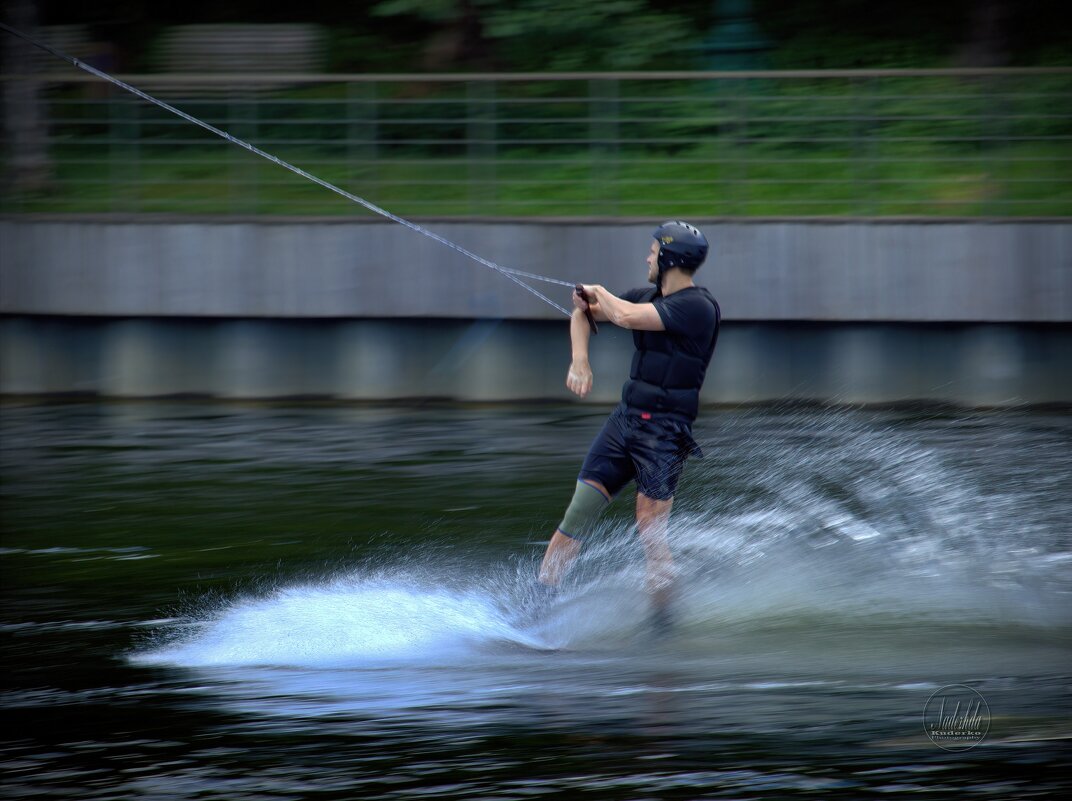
[4,68,1071,216]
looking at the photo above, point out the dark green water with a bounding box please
[2,401,1070,799]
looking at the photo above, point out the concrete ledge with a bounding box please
[2,219,1070,322]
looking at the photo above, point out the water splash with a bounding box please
[134,407,1071,670]
[658,408,1072,631]
[133,574,554,668]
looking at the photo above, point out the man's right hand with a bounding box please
[567,359,593,398]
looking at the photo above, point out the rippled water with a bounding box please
[2,401,1070,799]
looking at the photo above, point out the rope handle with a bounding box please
[574,284,599,335]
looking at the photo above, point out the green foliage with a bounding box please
[36,0,1072,74]
[372,0,463,24]
[485,0,692,70]
[325,27,425,72]
[370,0,696,70]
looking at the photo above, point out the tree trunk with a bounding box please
[3,0,51,195]
[955,0,1010,67]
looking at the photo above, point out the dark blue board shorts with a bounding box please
[578,404,703,501]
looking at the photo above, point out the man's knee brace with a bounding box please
[557,480,610,541]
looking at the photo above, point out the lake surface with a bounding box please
[2,401,1070,799]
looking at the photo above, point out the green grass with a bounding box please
[7,139,1068,216]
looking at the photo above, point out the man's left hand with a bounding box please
[567,359,593,398]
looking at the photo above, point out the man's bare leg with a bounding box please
[537,479,610,586]
[537,530,581,586]
[636,492,676,623]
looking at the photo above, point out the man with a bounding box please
[532,221,720,633]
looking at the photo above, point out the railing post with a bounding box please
[346,79,355,196]
[711,73,728,213]
[600,77,626,217]
[466,79,497,216]
[854,74,876,216]
[465,79,497,216]
[228,88,239,214]
[347,79,379,205]
[990,71,1007,215]
[467,80,476,216]
[129,93,140,213]
[609,77,619,216]
[466,80,476,216]
[108,92,139,213]
[739,76,750,214]
[724,73,741,213]
[108,92,120,213]
[227,87,258,215]
[228,85,257,214]
[588,78,599,215]
[487,80,497,215]
[249,87,259,213]
[588,76,619,216]
[370,80,381,204]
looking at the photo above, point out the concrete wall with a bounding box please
[2,317,1069,406]
[3,217,1070,322]
[2,217,1069,404]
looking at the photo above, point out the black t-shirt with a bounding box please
[621,286,718,357]
[619,285,720,422]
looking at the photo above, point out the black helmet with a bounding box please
[653,221,708,273]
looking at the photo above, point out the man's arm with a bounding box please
[582,285,665,331]
[566,308,594,398]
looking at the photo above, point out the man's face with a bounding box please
[646,241,660,284]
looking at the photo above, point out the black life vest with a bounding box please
[620,286,721,423]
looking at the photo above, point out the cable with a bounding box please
[1,23,576,316]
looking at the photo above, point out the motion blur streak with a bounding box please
[4,402,1067,799]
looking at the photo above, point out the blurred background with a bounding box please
[2,0,1070,404]
[3,5,1071,801]
[5,0,1072,216]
